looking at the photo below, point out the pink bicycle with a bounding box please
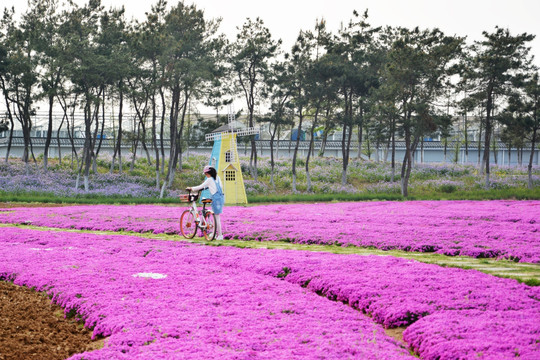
[179,190,217,241]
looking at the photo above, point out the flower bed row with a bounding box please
[0,227,410,360]
[1,200,539,262]
[1,227,538,359]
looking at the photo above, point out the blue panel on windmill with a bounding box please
[210,138,221,167]
[201,138,221,201]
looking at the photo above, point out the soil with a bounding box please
[0,281,105,360]
[384,326,407,345]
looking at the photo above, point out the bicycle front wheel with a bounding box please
[180,210,197,239]
[203,212,217,241]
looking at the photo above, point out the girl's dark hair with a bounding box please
[207,167,217,180]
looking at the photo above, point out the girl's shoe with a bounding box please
[216,235,224,240]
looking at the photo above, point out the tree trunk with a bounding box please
[443,137,448,162]
[478,115,484,169]
[342,122,354,185]
[357,123,363,159]
[306,108,320,192]
[130,121,141,172]
[56,112,66,165]
[112,84,124,174]
[464,112,469,163]
[276,125,281,160]
[20,114,31,167]
[391,118,396,182]
[178,95,190,173]
[483,89,493,189]
[160,85,181,198]
[319,130,328,157]
[250,136,258,180]
[383,132,390,163]
[400,131,419,198]
[131,86,152,167]
[159,87,166,175]
[152,93,160,190]
[2,90,15,163]
[63,101,79,169]
[94,93,106,173]
[528,128,537,189]
[43,95,54,170]
[75,156,84,190]
[420,138,424,163]
[341,93,354,186]
[270,124,277,189]
[366,137,371,160]
[288,124,294,156]
[90,92,101,174]
[292,112,303,192]
[492,128,498,165]
[400,129,411,197]
[4,118,14,163]
[82,101,93,192]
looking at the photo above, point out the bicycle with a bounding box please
[179,190,217,241]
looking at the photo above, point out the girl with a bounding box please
[187,166,224,240]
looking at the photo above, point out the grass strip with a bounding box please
[1,187,540,206]
[248,188,540,203]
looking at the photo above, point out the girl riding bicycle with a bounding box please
[186,166,224,240]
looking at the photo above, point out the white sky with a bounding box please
[193,0,540,66]
[3,0,539,64]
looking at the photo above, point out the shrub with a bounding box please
[439,184,457,193]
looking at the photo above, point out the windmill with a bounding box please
[203,105,260,204]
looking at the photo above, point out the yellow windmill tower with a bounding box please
[204,106,260,204]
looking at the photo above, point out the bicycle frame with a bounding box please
[180,190,216,240]
[187,196,211,228]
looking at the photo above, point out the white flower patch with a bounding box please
[132,272,167,279]
[29,248,53,251]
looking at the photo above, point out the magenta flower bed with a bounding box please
[1,227,539,359]
[1,200,539,262]
[0,227,409,360]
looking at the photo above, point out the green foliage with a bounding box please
[439,184,457,193]
[523,279,540,287]
[247,193,404,203]
[277,267,291,278]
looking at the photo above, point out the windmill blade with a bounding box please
[230,133,237,163]
[206,132,226,141]
[228,104,235,131]
[235,127,260,137]
[206,127,260,141]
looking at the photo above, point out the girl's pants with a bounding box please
[215,214,222,236]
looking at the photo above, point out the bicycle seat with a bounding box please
[201,199,213,204]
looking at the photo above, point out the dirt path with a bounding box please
[0,281,105,360]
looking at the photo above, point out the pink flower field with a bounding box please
[1,200,539,262]
[1,226,539,359]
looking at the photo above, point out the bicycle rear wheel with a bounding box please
[180,210,197,239]
[202,212,217,241]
